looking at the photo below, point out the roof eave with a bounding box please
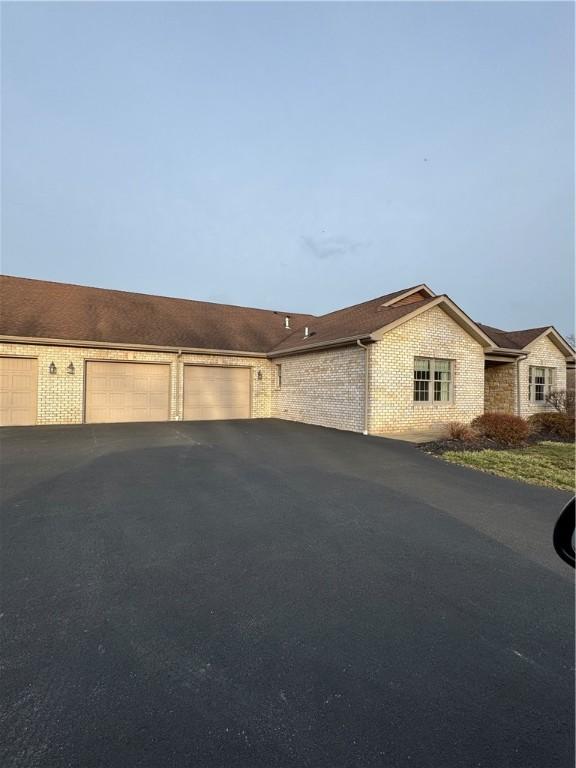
[485,347,525,356]
[267,334,373,358]
[0,334,268,358]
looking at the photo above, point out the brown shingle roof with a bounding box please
[478,323,550,350]
[270,289,438,354]
[1,276,513,356]
[1,276,436,354]
[0,275,315,353]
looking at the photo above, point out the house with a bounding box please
[0,275,573,432]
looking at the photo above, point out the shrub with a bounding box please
[528,412,575,441]
[447,421,476,441]
[471,412,529,446]
[545,389,575,418]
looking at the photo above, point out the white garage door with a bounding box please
[85,362,170,423]
[183,365,251,421]
[0,357,37,426]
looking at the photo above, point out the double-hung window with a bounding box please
[414,358,452,402]
[529,366,553,402]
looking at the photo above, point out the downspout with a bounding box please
[357,340,370,435]
[515,353,528,417]
[176,350,183,420]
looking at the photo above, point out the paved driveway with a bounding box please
[1,420,573,767]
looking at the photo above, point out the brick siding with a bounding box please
[4,314,563,431]
[271,346,365,432]
[368,305,485,433]
[517,335,567,418]
[0,342,272,424]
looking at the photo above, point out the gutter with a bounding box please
[356,340,370,435]
[485,346,525,356]
[268,334,373,358]
[0,335,268,358]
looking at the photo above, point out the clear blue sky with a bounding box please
[2,1,574,333]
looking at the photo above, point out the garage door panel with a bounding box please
[133,377,150,393]
[183,366,250,421]
[0,357,37,426]
[85,362,170,423]
[184,406,248,421]
[183,390,247,404]
[11,391,33,408]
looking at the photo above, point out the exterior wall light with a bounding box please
[67,362,75,375]
[49,362,57,375]
[257,370,263,380]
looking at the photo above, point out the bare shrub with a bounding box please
[545,389,575,418]
[447,422,475,441]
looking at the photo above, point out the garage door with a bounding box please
[183,365,250,421]
[85,362,170,424]
[0,357,37,426]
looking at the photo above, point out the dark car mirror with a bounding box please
[553,497,575,569]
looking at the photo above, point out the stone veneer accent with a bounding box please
[567,367,575,395]
[271,346,365,432]
[517,335,567,418]
[368,305,485,433]
[0,342,273,425]
[484,363,516,413]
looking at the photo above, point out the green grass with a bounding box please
[441,441,575,491]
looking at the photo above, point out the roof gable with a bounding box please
[478,322,574,358]
[370,295,495,348]
[268,288,438,355]
[523,327,576,358]
[269,292,494,355]
[380,284,435,307]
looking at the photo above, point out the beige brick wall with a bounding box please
[484,363,516,413]
[0,342,272,425]
[518,335,567,418]
[368,305,485,433]
[271,346,365,432]
[5,322,563,431]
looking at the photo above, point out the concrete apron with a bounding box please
[373,427,447,444]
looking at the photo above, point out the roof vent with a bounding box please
[304,326,310,338]
[284,316,290,329]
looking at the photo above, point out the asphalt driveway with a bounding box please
[1,420,573,767]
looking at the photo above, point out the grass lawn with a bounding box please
[441,441,575,491]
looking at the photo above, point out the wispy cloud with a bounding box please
[301,235,370,260]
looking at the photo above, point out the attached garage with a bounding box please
[85,361,171,424]
[183,365,251,421]
[0,357,38,426]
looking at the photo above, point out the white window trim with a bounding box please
[528,365,555,404]
[413,357,454,405]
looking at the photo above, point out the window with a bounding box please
[414,358,452,402]
[529,366,554,402]
[275,363,282,389]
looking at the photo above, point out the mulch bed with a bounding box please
[420,431,571,456]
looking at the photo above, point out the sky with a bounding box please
[2,1,574,334]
